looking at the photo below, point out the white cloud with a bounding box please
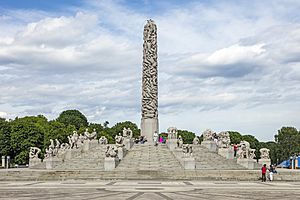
[0,0,300,141]
[0,111,7,118]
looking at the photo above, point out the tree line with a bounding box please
[0,109,299,165]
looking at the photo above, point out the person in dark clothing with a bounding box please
[261,164,267,182]
[233,144,238,157]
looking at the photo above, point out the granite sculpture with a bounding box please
[193,137,199,145]
[141,19,159,143]
[217,131,231,148]
[259,148,270,159]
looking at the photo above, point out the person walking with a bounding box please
[233,144,238,157]
[261,164,267,182]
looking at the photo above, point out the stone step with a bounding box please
[115,144,182,171]
[192,145,245,170]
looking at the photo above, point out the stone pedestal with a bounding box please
[237,159,259,169]
[104,157,119,171]
[1,156,5,168]
[183,157,195,170]
[124,138,134,150]
[45,157,61,169]
[29,158,42,168]
[117,147,126,160]
[166,139,177,151]
[141,118,158,144]
[64,149,81,160]
[218,147,234,159]
[83,140,90,152]
[201,141,217,152]
[258,158,271,167]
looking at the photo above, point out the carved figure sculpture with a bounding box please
[193,137,199,145]
[115,133,124,147]
[105,146,118,158]
[153,131,158,145]
[167,127,178,139]
[237,140,256,159]
[123,127,133,138]
[53,139,60,155]
[84,128,97,140]
[99,136,108,145]
[177,135,183,148]
[202,129,214,141]
[217,131,231,148]
[29,147,41,159]
[249,149,256,159]
[260,148,270,159]
[182,144,193,157]
[78,134,85,145]
[60,143,70,150]
[71,131,79,148]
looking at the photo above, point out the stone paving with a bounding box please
[1,180,300,200]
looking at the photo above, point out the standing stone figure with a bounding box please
[141,19,159,143]
[193,137,200,145]
[260,148,270,159]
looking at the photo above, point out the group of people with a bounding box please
[261,164,277,182]
[134,136,148,144]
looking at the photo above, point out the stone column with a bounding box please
[6,156,10,168]
[1,156,5,168]
[141,19,159,143]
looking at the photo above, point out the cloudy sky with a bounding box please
[0,0,299,141]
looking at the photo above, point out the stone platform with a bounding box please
[1,180,300,200]
[1,168,300,181]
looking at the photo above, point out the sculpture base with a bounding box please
[124,138,134,150]
[117,147,127,160]
[64,149,81,160]
[237,159,260,169]
[183,157,195,170]
[83,140,98,152]
[166,139,178,151]
[104,157,119,171]
[201,141,217,152]
[29,158,42,168]
[218,147,234,159]
[45,157,61,169]
[141,118,158,144]
[258,158,271,167]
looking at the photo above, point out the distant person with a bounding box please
[269,165,275,181]
[261,164,267,182]
[159,136,163,143]
[153,131,158,146]
[233,144,238,157]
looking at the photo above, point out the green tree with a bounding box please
[0,118,12,157]
[228,131,242,144]
[104,121,140,143]
[88,123,104,139]
[177,130,196,144]
[44,121,75,148]
[56,110,88,129]
[275,126,300,162]
[10,116,48,164]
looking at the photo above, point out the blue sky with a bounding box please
[0,0,300,141]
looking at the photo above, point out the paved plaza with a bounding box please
[1,180,300,200]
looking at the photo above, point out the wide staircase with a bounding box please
[116,144,183,171]
[192,145,245,170]
[54,145,107,170]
